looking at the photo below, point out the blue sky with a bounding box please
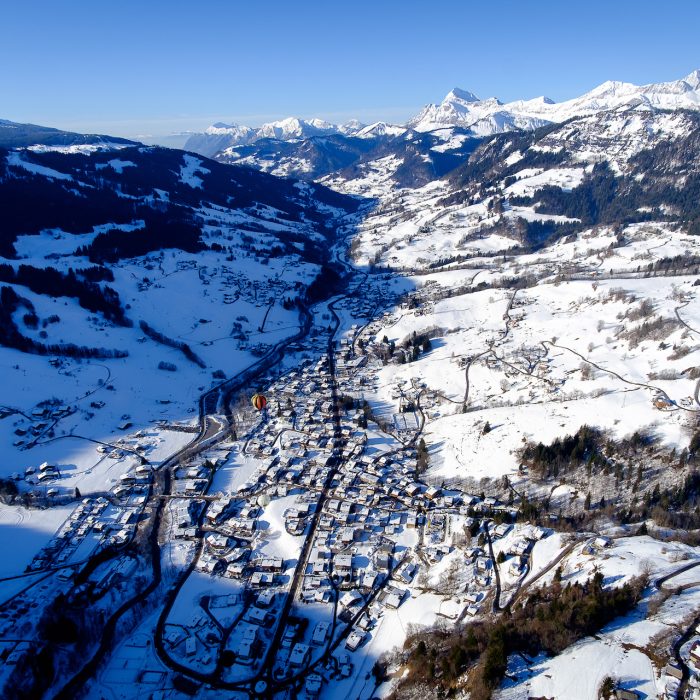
[2,0,699,139]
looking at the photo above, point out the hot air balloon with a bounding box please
[251,393,268,411]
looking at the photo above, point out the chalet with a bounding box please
[356,613,373,631]
[510,539,532,557]
[374,551,391,572]
[313,589,333,604]
[236,638,255,664]
[339,590,363,609]
[205,533,229,553]
[338,527,358,545]
[256,591,275,608]
[384,590,404,609]
[405,483,421,497]
[304,674,323,698]
[197,555,219,575]
[258,557,283,572]
[311,621,330,646]
[399,562,418,584]
[475,557,492,572]
[246,607,273,627]
[319,513,335,529]
[111,482,131,498]
[222,559,245,579]
[334,554,353,581]
[425,485,440,501]
[184,479,205,495]
[164,627,187,647]
[286,518,306,535]
[345,630,365,651]
[289,642,311,668]
[359,472,380,487]
[493,523,511,538]
[250,572,274,587]
[594,536,612,549]
[361,571,379,591]
[230,518,257,536]
[239,504,259,519]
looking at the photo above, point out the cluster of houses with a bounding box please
[26,494,148,574]
[172,457,219,497]
[11,401,72,450]
[155,298,558,691]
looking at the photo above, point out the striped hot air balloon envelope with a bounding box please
[251,393,267,411]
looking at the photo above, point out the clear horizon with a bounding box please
[2,0,699,141]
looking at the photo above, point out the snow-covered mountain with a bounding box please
[409,69,700,133]
[184,70,700,188]
[183,117,366,157]
[0,143,356,264]
[0,118,137,149]
[355,121,407,138]
[216,126,482,186]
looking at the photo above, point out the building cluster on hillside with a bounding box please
[152,316,542,690]
[10,400,73,451]
[28,493,149,573]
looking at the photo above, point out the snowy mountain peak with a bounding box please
[356,121,407,138]
[186,69,700,161]
[407,70,700,136]
[186,115,372,156]
[683,68,700,89]
[204,123,254,137]
[342,118,362,128]
[445,87,480,103]
[585,79,636,99]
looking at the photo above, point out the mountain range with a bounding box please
[183,69,700,159]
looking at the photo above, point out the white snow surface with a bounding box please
[179,153,210,188]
